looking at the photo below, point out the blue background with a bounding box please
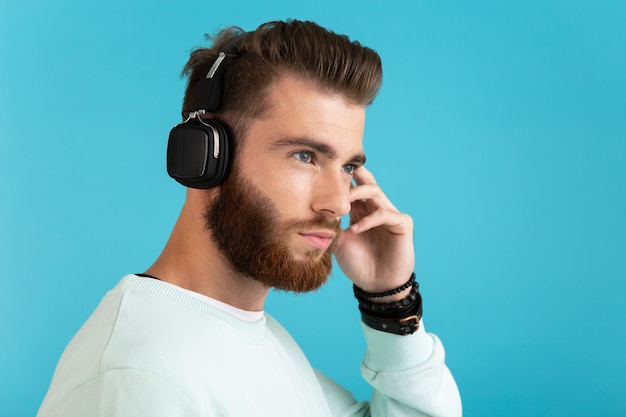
[1,1,625,416]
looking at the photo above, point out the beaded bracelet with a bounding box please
[353,273,416,299]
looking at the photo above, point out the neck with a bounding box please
[144,190,269,311]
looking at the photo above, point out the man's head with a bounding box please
[181,19,382,143]
[180,20,382,293]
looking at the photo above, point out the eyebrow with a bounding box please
[268,137,367,166]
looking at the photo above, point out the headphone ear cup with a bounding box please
[166,118,230,189]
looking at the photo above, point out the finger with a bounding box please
[349,183,397,211]
[349,184,380,202]
[350,207,412,234]
[353,166,377,186]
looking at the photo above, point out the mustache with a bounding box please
[286,217,342,234]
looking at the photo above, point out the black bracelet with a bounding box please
[358,284,421,319]
[353,273,416,299]
[360,291,423,335]
[361,310,421,336]
[355,280,417,306]
[354,273,423,335]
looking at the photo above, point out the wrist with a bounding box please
[353,273,416,300]
[353,273,423,336]
[368,287,412,303]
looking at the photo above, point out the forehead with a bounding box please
[242,73,366,156]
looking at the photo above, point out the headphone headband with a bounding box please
[192,37,242,113]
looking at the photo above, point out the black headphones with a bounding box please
[166,39,241,188]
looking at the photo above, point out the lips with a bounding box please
[298,230,336,250]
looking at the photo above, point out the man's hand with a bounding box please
[334,167,415,295]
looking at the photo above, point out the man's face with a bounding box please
[205,74,366,293]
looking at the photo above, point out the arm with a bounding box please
[37,369,200,417]
[361,321,461,417]
[316,321,461,417]
[331,167,461,416]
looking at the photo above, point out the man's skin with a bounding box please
[145,72,415,310]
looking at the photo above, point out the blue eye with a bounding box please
[342,164,356,175]
[294,151,313,163]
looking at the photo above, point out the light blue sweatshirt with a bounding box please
[38,275,461,416]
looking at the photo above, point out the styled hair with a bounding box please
[180,19,383,141]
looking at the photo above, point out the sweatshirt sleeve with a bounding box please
[317,320,461,417]
[37,369,201,417]
[360,320,462,417]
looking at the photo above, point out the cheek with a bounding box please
[237,148,316,218]
[266,171,315,216]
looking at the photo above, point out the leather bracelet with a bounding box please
[361,312,421,336]
[361,293,423,335]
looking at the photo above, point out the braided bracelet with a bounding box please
[357,283,421,318]
[353,273,416,299]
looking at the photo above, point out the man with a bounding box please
[38,19,462,416]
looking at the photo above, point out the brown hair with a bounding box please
[180,19,382,141]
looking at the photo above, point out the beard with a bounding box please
[204,169,341,293]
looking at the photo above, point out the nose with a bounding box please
[311,170,352,218]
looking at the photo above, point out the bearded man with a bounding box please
[38,19,461,417]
